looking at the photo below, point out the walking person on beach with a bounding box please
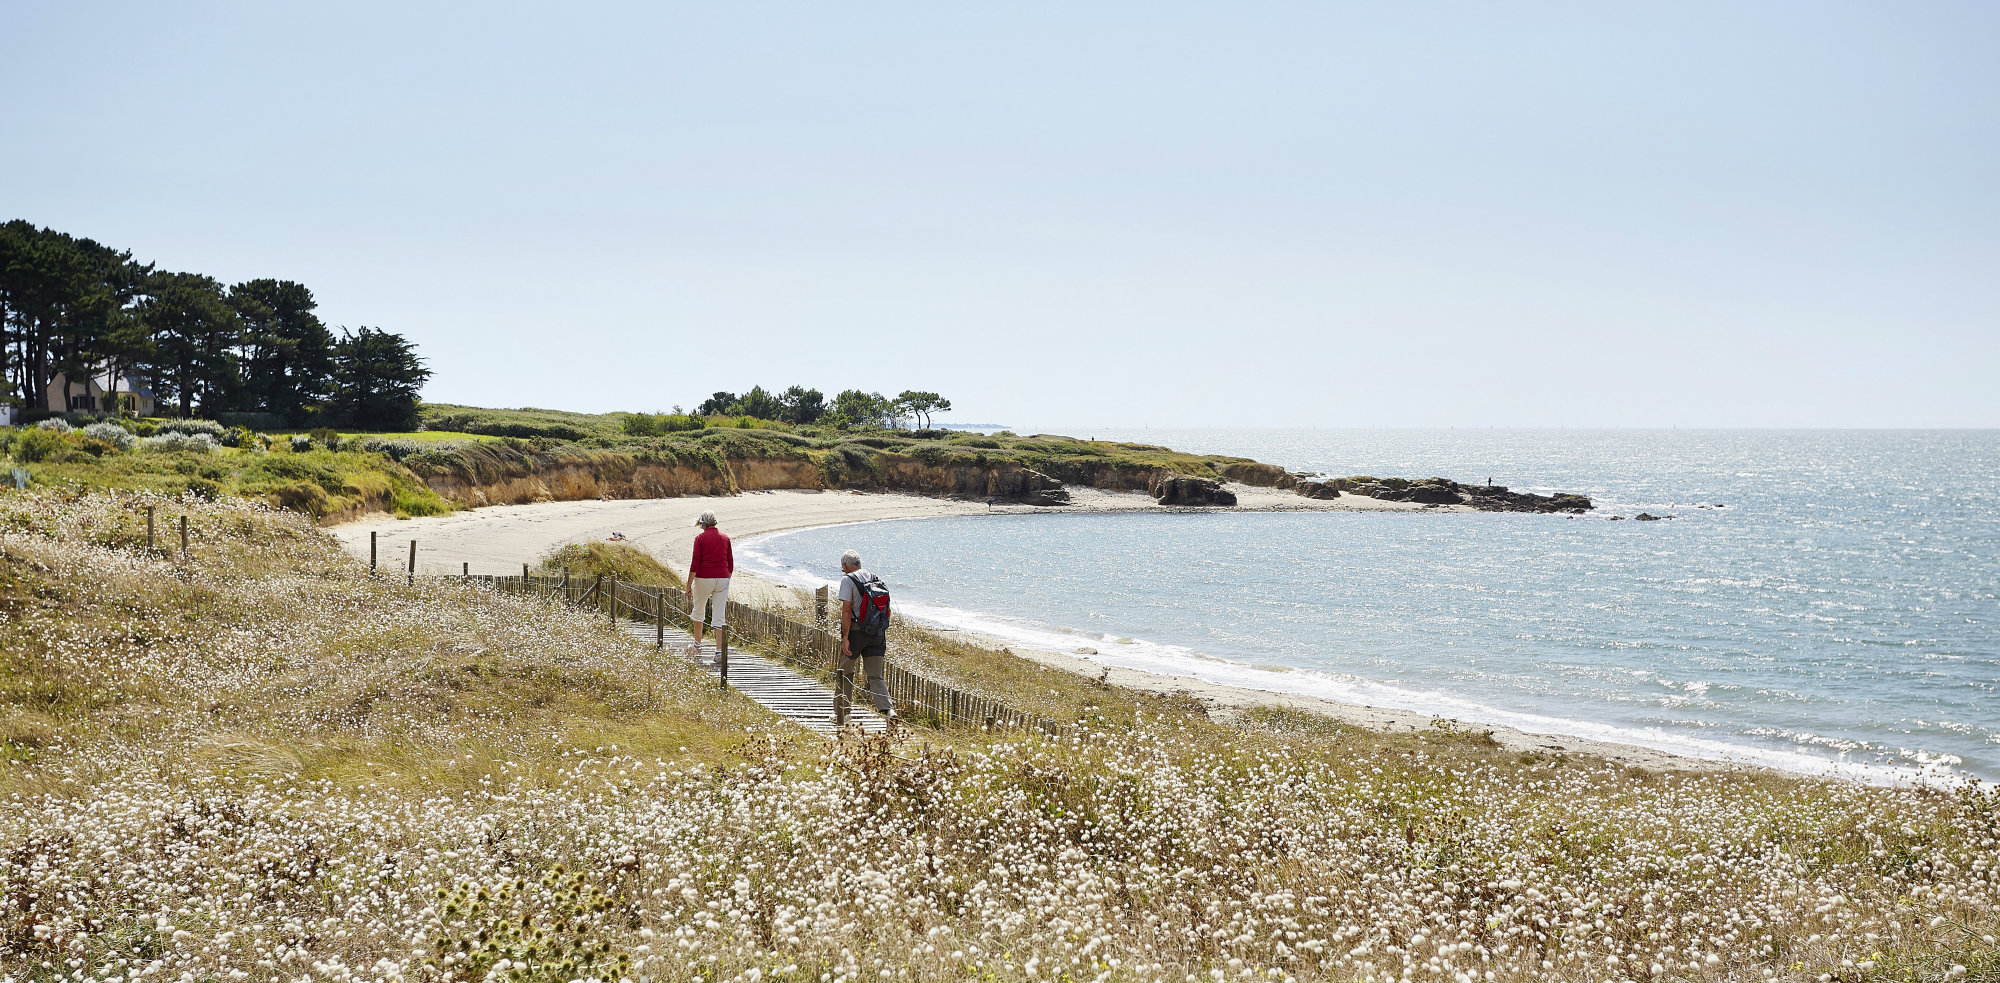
[687,511,732,659]
[838,549,897,724]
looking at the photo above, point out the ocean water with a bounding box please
[741,430,2000,783]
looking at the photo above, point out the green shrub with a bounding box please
[68,435,116,458]
[620,412,706,436]
[183,477,221,500]
[391,489,451,518]
[12,427,68,463]
[537,541,681,586]
[268,481,331,517]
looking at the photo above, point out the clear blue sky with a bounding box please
[5,3,1996,428]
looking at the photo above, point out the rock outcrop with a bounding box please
[1295,479,1342,500]
[1334,476,1592,513]
[1151,474,1238,507]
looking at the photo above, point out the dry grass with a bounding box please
[2,493,1997,983]
[538,542,683,588]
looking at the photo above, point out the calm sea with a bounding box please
[742,430,2000,783]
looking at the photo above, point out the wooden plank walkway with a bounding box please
[620,621,889,737]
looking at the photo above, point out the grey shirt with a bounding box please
[835,569,875,608]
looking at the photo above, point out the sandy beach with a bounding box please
[331,487,1763,777]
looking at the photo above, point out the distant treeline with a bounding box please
[680,387,951,429]
[0,220,430,429]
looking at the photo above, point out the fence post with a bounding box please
[407,539,416,585]
[370,530,377,574]
[814,586,828,625]
[146,506,155,550]
[655,590,664,649]
[462,561,468,579]
[608,577,617,626]
[717,627,729,688]
[834,648,852,728]
[179,515,188,555]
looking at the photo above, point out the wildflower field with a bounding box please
[2,493,1995,982]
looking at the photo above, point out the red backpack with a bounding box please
[845,572,891,634]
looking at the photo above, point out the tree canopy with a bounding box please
[1,219,426,427]
[682,385,950,430]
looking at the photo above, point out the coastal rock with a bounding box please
[1151,474,1237,507]
[1406,480,1464,505]
[1020,486,1071,506]
[1303,475,1593,513]
[988,468,1070,506]
[1633,512,1672,521]
[1296,479,1341,500]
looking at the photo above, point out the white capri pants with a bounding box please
[689,577,730,627]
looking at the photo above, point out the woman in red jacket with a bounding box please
[687,510,732,657]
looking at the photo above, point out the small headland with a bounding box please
[1,404,1594,523]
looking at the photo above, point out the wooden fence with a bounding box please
[453,571,1075,740]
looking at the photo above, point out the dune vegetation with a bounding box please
[2,490,1995,983]
[538,541,684,587]
[0,420,455,521]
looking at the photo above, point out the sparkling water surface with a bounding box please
[742,430,2000,782]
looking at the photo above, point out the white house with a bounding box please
[43,370,157,416]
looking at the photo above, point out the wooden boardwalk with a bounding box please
[620,621,890,737]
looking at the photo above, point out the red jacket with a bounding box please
[690,527,734,579]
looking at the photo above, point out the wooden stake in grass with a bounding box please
[179,515,188,555]
[370,531,377,574]
[407,539,416,585]
[146,505,155,550]
[717,627,730,689]
[835,651,852,727]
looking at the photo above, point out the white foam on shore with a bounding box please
[739,529,1947,786]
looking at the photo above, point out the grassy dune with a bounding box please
[3,492,1996,982]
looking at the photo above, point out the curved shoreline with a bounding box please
[331,489,1928,785]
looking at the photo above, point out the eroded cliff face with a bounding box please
[417,456,736,508]
[403,445,1362,514]
[730,457,826,492]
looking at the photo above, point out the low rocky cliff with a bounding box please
[1297,475,1592,512]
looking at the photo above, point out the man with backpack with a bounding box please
[837,549,897,724]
